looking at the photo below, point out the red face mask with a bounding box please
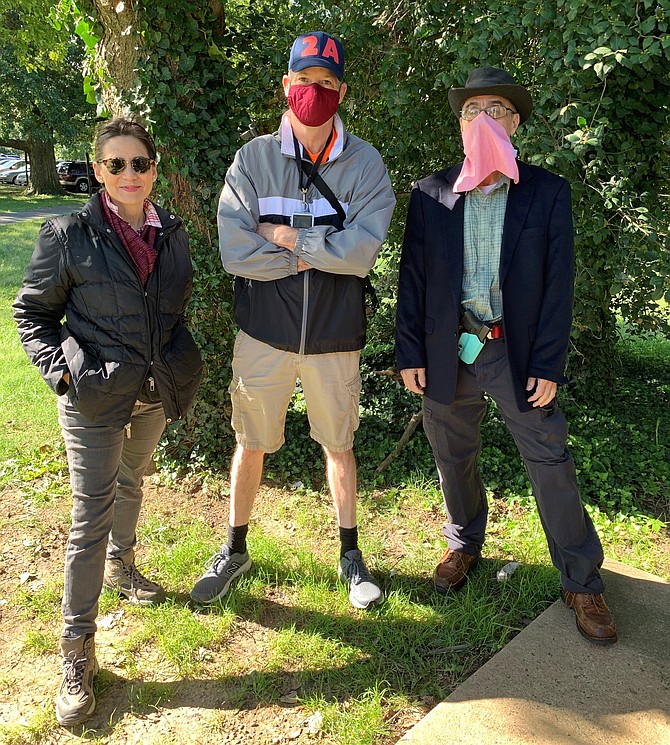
[287,83,340,127]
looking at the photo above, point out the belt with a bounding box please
[486,322,503,340]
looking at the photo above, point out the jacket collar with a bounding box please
[77,192,182,235]
[279,112,346,161]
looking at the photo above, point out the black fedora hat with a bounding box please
[448,67,533,123]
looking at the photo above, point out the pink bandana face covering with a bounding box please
[288,83,340,127]
[454,113,520,192]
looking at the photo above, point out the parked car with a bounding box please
[0,160,29,184]
[14,170,29,187]
[0,155,20,170]
[57,161,100,193]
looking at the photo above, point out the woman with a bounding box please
[13,118,202,726]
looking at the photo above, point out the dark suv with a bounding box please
[58,161,101,194]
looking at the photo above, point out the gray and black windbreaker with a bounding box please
[218,114,396,354]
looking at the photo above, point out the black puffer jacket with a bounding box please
[13,193,202,428]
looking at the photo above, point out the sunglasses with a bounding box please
[99,156,155,175]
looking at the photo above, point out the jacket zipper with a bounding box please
[299,271,309,355]
[90,218,176,413]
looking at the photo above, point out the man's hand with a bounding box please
[256,223,299,251]
[526,377,557,407]
[297,258,312,272]
[401,368,426,395]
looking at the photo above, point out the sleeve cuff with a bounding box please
[293,228,308,253]
[288,251,299,275]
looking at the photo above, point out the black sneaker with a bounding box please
[190,545,252,604]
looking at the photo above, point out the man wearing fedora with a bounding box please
[395,67,616,644]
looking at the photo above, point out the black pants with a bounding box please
[422,338,604,594]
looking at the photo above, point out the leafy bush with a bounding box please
[73,0,670,486]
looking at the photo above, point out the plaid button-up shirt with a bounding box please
[102,190,162,232]
[461,176,510,323]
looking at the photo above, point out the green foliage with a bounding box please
[0,4,96,194]
[21,629,57,656]
[116,0,298,472]
[0,42,91,145]
[70,0,669,470]
[0,0,68,71]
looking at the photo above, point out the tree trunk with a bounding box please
[91,0,140,115]
[0,136,64,195]
[26,139,64,195]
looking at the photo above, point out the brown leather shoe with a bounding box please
[562,591,617,645]
[433,548,479,594]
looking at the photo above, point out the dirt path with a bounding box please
[0,479,438,744]
[2,475,667,744]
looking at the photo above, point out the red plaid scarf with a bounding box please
[101,193,158,286]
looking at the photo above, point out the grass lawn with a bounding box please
[0,220,61,464]
[0,212,668,744]
[0,183,86,213]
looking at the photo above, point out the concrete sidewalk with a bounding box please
[0,204,83,225]
[397,559,670,745]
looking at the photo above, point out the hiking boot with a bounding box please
[433,548,480,593]
[56,633,99,726]
[338,549,383,610]
[562,591,617,645]
[103,558,166,605]
[190,545,252,604]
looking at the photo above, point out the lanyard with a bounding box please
[293,129,334,207]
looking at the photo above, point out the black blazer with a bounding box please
[395,160,574,412]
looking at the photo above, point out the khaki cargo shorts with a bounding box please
[229,330,362,453]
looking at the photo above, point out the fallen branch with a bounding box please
[426,643,472,655]
[372,367,403,382]
[376,410,423,473]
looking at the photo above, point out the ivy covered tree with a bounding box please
[67,0,670,469]
[313,0,670,381]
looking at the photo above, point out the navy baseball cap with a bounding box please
[288,32,345,80]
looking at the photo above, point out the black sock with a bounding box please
[339,526,359,557]
[228,524,248,555]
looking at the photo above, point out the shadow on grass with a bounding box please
[70,558,560,738]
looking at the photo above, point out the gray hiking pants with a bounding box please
[58,399,166,637]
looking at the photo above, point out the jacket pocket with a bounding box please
[345,373,363,434]
[60,329,122,420]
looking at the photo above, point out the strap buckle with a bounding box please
[486,323,503,340]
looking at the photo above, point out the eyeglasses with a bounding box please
[99,156,155,175]
[460,104,517,122]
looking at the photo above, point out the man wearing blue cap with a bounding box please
[191,32,395,610]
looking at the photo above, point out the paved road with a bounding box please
[0,204,83,225]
